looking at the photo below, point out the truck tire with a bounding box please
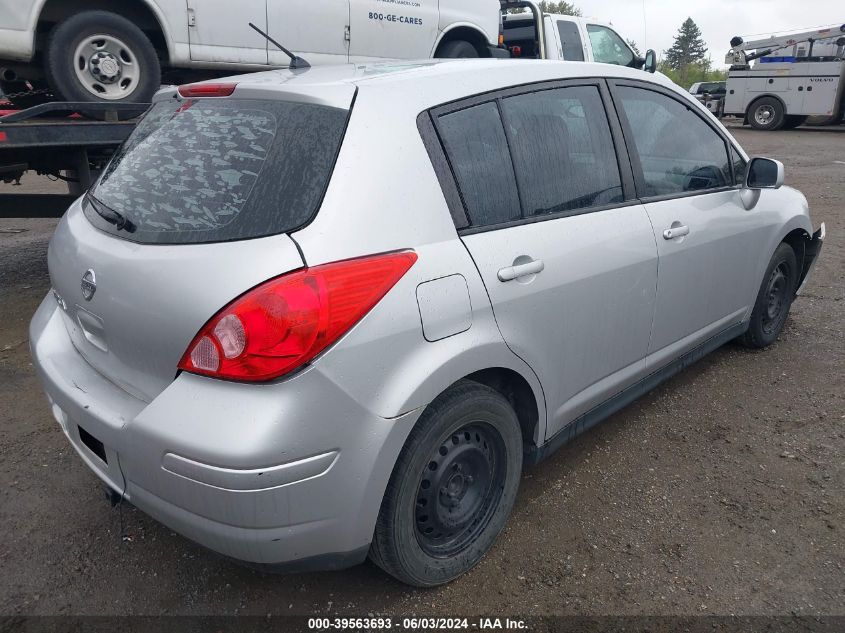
[747,97,785,131]
[0,80,54,110]
[782,115,808,129]
[436,40,480,59]
[370,381,522,586]
[44,10,160,118]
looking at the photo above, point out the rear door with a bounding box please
[431,80,658,438]
[187,0,269,64]
[48,88,354,401]
[610,81,768,366]
[349,0,439,61]
[267,0,350,66]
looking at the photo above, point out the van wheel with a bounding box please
[738,243,798,349]
[44,10,160,119]
[748,97,785,131]
[436,40,479,58]
[370,381,522,586]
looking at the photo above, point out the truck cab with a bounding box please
[500,2,643,68]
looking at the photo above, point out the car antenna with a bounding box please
[248,22,311,70]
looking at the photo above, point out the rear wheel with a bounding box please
[739,242,798,349]
[436,40,479,59]
[370,381,522,586]
[44,10,160,119]
[748,97,785,131]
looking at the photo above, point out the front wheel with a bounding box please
[436,39,480,59]
[739,242,798,348]
[748,97,785,131]
[44,10,161,118]
[370,381,523,586]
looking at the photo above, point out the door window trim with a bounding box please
[607,79,740,203]
[419,77,638,235]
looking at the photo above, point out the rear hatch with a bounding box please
[47,84,354,401]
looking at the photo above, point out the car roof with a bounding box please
[159,59,681,111]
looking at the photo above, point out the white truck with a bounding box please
[722,24,845,130]
[0,0,505,108]
[499,1,653,69]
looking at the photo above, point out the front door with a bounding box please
[187,0,269,64]
[611,82,769,365]
[432,81,658,438]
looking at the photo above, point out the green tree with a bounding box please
[627,39,641,56]
[539,1,581,15]
[508,1,581,15]
[664,17,709,83]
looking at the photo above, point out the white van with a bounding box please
[0,0,503,107]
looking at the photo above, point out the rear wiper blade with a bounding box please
[86,194,136,233]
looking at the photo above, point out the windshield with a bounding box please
[586,24,635,66]
[86,97,349,244]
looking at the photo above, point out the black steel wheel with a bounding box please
[414,422,506,558]
[739,242,798,348]
[370,381,523,587]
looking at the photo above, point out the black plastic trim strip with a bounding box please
[527,320,748,465]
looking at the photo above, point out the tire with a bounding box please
[370,380,523,586]
[747,97,785,131]
[782,115,808,130]
[436,40,480,59]
[44,10,160,119]
[0,79,54,110]
[738,243,798,349]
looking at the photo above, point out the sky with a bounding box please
[576,0,844,68]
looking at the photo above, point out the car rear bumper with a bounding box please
[796,223,825,296]
[30,295,421,569]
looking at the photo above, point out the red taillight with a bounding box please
[177,82,237,98]
[178,251,418,382]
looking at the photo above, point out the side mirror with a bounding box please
[740,157,784,209]
[643,49,657,73]
[746,157,784,189]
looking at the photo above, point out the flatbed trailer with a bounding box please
[0,103,143,218]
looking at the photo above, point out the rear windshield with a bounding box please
[85,97,349,244]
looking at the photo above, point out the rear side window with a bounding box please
[500,86,623,217]
[556,20,585,61]
[437,102,521,227]
[616,86,731,197]
[86,98,349,244]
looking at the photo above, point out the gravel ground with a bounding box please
[0,125,842,618]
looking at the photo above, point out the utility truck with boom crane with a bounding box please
[722,23,845,130]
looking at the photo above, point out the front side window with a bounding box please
[556,20,585,61]
[731,146,748,186]
[437,102,521,228]
[617,86,731,197]
[586,25,634,66]
[500,85,623,217]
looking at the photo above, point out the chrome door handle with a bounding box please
[497,259,545,282]
[663,225,690,240]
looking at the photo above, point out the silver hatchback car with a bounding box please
[31,60,824,586]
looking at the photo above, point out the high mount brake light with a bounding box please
[177,83,237,98]
[178,251,418,382]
